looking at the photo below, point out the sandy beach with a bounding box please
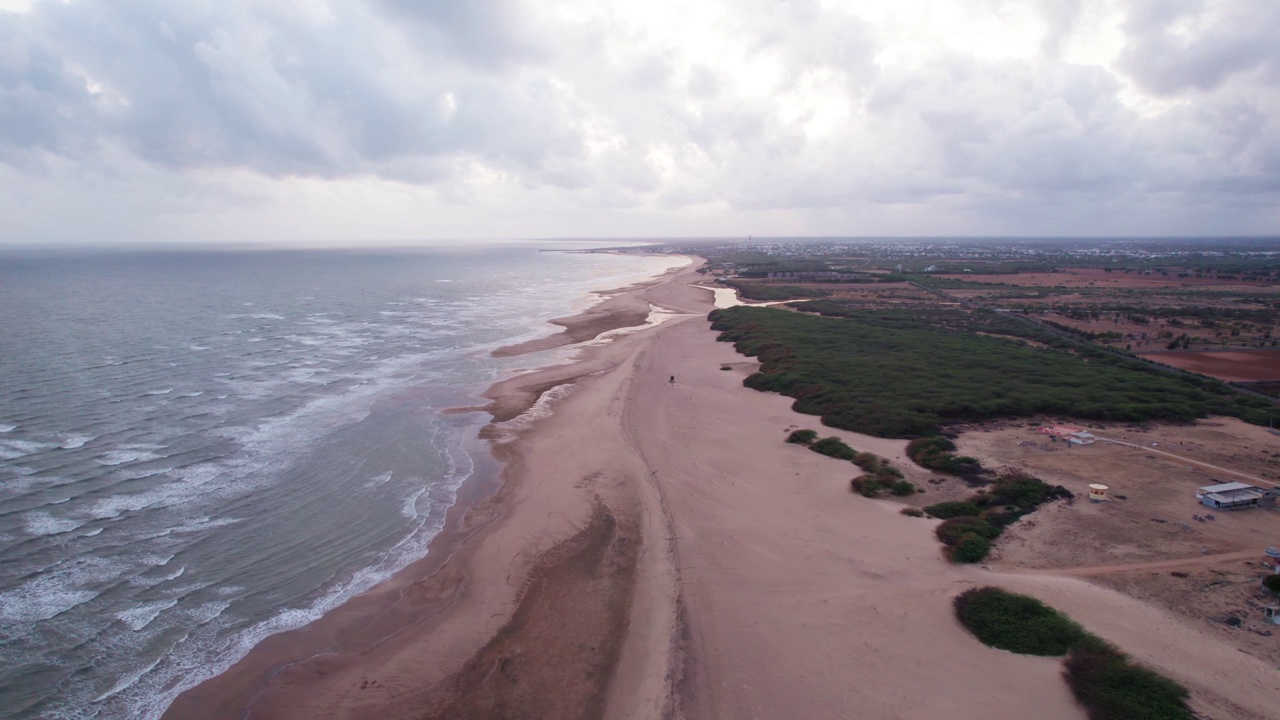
[167,260,1280,720]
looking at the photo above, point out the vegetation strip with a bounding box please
[709,305,1272,438]
[786,429,915,497]
[954,588,1192,720]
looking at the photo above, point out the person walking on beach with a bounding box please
[670,375,675,384]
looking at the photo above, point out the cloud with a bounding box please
[0,0,1277,243]
[1118,0,1280,95]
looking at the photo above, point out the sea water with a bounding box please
[0,244,683,719]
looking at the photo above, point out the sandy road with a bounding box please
[1022,550,1260,577]
[1095,436,1271,484]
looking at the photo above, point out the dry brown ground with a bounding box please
[952,417,1280,667]
[1137,350,1280,382]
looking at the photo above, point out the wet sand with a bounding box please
[167,261,1280,720]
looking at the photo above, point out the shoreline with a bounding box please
[166,258,1280,720]
[161,257,703,719]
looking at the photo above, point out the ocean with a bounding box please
[0,244,684,720]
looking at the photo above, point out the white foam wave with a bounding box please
[0,573,100,623]
[179,391,205,397]
[95,446,164,466]
[116,600,179,632]
[0,424,15,432]
[364,471,392,489]
[144,388,173,396]
[93,655,164,703]
[401,485,427,520]
[24,511,87,537]
[0,439,57,459]
[189,345,210,351]
[188,599,231,625]
[59,434,97,449]
[80,527,105,538]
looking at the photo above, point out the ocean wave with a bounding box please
[364,471,393,489]
[24,511,88,537]
[116,600,179,632]
[144,388,174,396]
[0,439,58,459]
[0,573,100,623]
[59,434,97,449]
[0,424,15,432]
[401,486,427,520]
[95,446,165,466]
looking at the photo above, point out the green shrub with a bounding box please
[786,429,818,445]
[951,534,991,563]
[810,436,857,460]
[901,507,925,517]
[853,452,880,472]
[1064,639,1192,720]
[907,437,986,475]
[936,516,1000,546]
[923,501,981,519]
[889,480,916,496]
[851,475,885,497]
[953,587,1087,656]
[978,474,1073,510]
[1263,574,1280,593]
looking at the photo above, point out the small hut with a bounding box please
[1264,546,1280,570]
[1088,484,1109,502]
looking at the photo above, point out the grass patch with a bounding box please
[708,305,1272,437]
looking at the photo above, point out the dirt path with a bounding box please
[1022,550,1260,577]
[1094,436,1271,484]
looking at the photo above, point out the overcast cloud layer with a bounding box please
[1,0,1277,244]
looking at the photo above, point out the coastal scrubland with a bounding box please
[709,304,1273,437]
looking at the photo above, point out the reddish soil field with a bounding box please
[1137,349,1280,382]
[937,267,1279,290]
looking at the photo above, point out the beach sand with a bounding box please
[167,262,1280,720]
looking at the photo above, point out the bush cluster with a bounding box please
[1263,574,1280,593]
[786,429,818,445]
[1063,637,1193,720]
[953,587,1086,656]
[925,473,1072,563]
[955,587,1192,720]
[906,437,985,475]
[810,436,857,460]
[848,452,914,498]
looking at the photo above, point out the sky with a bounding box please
[1,0,1277,245]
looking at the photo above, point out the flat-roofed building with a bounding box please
[1196,482,1278,510]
